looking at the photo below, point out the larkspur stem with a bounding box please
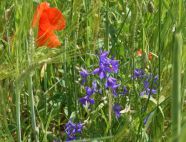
[108,92,112,136]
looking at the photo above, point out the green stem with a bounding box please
[15,9,22,141]
[108,92,112,136]
[28,75,39,142]
[105,0,109,51]
[16,87,22,142]
[172,31,182,142]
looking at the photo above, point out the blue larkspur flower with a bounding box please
[65,120,83,141]
[141,74,158,96]
[79,87,95,106]
[104,59,119,73]
[93,51,119,79]
[79,95,95,105]
[105,77,117,88]
[133,68,145,79]
[113,104,122,118]
[92,80,97,92]
[80,68,89,84]
[121,86,128,95]
[100,51,109,63]
[100,51,119,73]
[105,77,120,96]
[140,88,157,96]
[93,67,107,79]
[85,87,94,96]
[144,80,149,89]
[92,80,102,94]
[153,75,159,86]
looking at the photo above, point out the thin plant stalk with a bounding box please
[15,6,22,140]
[16,87,21,142]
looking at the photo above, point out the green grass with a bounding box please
[0,0,186,142]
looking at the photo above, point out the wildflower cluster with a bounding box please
[64,51,159,141]
[79,50,127,118]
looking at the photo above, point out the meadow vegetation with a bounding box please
[0,0,186,142]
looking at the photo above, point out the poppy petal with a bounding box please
[37,29,61,48]
[36,29,48,47]
[39,12,52,31]
[45,8,66,30]
[32,2,50,27]
[47,32,61,48]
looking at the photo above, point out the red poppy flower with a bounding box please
[148,52,153,60]
[137,49,143,56]
[32,2,66,48]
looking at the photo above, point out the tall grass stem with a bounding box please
[172,32,182,142]
[28,29,39,142]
